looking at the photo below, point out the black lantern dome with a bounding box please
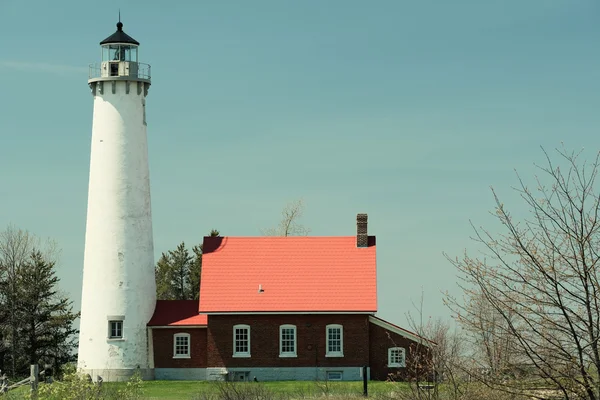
[100,21,140,46]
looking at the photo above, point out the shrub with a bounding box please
[32,365,144,400]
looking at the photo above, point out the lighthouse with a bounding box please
[78,19,156,382]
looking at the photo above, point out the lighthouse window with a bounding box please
[108,46,120,61]
[109,320,123,339]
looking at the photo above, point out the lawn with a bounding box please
[114,380,408,400]
[2,379,411,399]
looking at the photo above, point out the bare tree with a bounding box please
[403,292,465,400]
[445,147,600,400]
[261,199,310,236]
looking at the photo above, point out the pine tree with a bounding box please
[169,243,193,300]
[155,253,175,300]
[189,229,220,301]
[15,250,78,376]
[155,230,220,301]
[0,227,77,378]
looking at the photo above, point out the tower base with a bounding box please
[77,368,155,382]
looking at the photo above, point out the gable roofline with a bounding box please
[203,311,376,315]
[148,325,207,329]
[369,316,436,347]
[201,235,376,255]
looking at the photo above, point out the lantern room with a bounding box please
[90,20,150,81]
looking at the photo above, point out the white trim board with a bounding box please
[148,325,207,329]
[368,316,434,348]
[202,311,376,315]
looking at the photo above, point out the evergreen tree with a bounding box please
[155,229,220,301]
[189,229,220,301]
[170,243,193,300]
[0,226,68,378]
[0,225,78,378]
[15,250,78,374]
[155,253,174,300]
[154,244,193,300]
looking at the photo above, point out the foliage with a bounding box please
[0,226,78,378]
[445,147,600,400]
[192,380,277,400]
[32,364,144,400]
[261,199,310,236]
[16,251,78,374]
[191,380,404,400]
[155,230,220,300]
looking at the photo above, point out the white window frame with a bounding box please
[279,324,297,358]
[173,333,191,359]
[325,324,344,357]
[388,347,406,367]
[233,324,251,358]
[108,320,123,339]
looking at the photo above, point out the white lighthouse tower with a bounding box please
[78,19,156,382]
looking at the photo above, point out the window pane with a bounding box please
[281,327,295,353]
[175,336,189,355]
[328,328,341,352]
[235,328,249,353]
[109,321,122,338]
[109,46,119,61]
[389,348,404,365]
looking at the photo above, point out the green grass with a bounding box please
[105,380,409,400]
[1,379,411,399]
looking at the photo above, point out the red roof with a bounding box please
[147,300,207,326]
[199,236,377,313]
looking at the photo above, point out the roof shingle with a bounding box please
[199,236,377,313]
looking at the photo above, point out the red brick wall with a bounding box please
[369,321,428,381]
[152,328,207,368]
[207,314,370,368]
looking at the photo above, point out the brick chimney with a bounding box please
[356,213,368,247]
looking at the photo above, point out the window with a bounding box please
[110,63,119,76]
[173,333,191,358]
[279,325,297,357]
[326,324,343,357]
[326,371,343,381]
[388,347,406,367]
[233,324,250,357]
[108,320,123,339]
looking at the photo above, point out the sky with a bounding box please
[0,0,599,330]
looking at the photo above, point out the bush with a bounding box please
[32,365,144,400]
[193,381,278,400]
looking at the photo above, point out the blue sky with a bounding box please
[1,0,599,329]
